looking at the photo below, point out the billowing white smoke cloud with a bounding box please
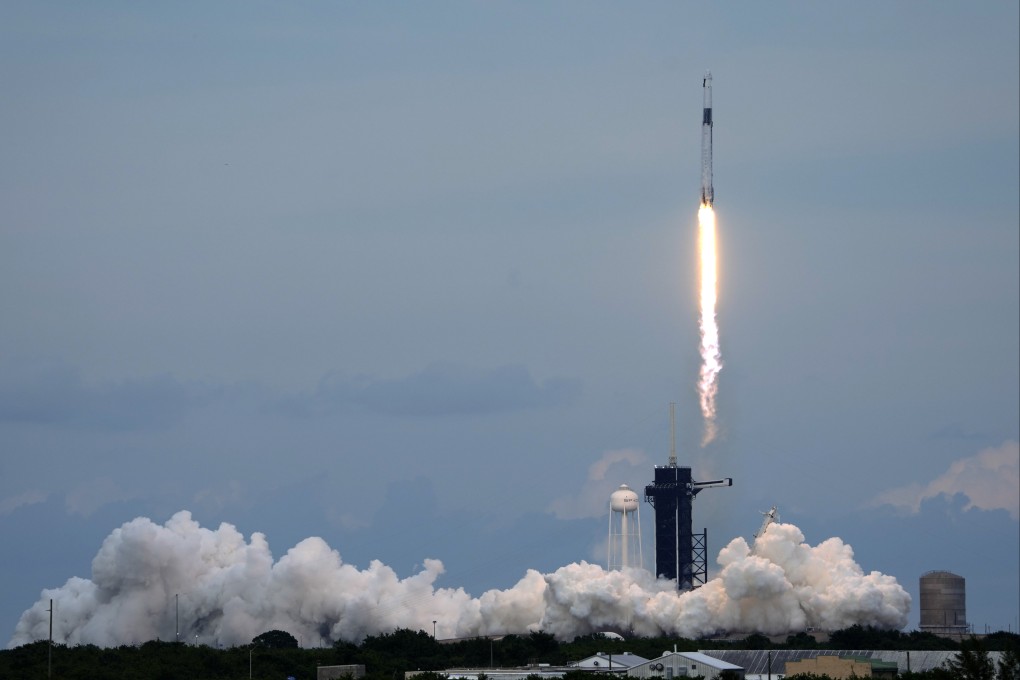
[539,523,910,639]
[9,512,909,648]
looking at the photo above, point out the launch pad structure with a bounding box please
[644,404,731,590]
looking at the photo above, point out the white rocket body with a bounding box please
[701,72,714,206]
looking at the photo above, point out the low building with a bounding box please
[704,649,1006,675]
[435,666,571,680]
[571,652,650,672]
[626,651,744,679]
[318,664,367,680]
[428,651,742,680]
[784,654,897,678]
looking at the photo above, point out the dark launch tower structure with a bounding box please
[644,404,731,590]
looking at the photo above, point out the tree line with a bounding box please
[0,625,1016,680]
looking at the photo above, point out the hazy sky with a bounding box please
[2,2,1018,641]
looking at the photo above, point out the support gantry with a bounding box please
[644,404,731,590]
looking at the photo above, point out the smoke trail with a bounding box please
[9,512,909,647]
[697,203,722,445]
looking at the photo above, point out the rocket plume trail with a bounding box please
[697,203,721,445]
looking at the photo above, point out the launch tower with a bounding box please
[644,404,731,590]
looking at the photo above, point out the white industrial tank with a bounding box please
[608,484,643,570]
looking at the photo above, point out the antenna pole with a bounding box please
[668,402,677,467]
[48,599,52,679]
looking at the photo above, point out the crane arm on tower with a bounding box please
[693,478,732,489]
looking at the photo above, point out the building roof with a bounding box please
[702,649,1006,674]
[572,652,650,670]
[443,668,570,680]
[676,652,743,671]
[629,651,742,672]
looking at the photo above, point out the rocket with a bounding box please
[701,71,714,207]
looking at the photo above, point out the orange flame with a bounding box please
[697,204,722,446]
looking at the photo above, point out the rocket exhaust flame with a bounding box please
[697,203,722,445]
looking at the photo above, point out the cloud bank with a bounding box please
[549,449,649,520]
[871,440,1020,521]
[0,490,48,517]
[281,362,581,417]
[10,512,909,648]
[0,363,205,430]
[0,361,579,427]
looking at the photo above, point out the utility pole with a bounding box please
[47,599,53,679]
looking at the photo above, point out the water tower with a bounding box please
[608,484,643,570]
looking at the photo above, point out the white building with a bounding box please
[626,651,744,680]
[429,650,743,680]
[571,652,650,672]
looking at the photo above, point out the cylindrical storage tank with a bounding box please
[919,570,967,634]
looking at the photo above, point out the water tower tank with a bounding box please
[919,570,968,635]
[610,485,639,512]
[608,484,642,571]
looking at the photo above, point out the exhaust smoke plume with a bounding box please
[697,203,722,445]
[10,512,909,648]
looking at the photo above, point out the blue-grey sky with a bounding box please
[2,2,1018,641]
